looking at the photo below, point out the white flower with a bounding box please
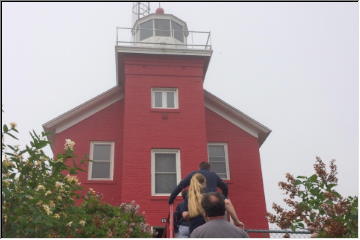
[42,204,52,215]
[36,185,45,191]
[79,220,86,226]
[25,195,34,200]
[55,181,64,188]
[57,196,62,201]
[49,201,55,208]
[65,175,79,185]
[53,214,60,219]
[34,161,41,167]
[45,190,52,196]
[9,122,17,129]
[66,221,73,227]
[64,139,75,151]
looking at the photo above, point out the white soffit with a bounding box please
[43,86,123,135]
[204,90,271,146]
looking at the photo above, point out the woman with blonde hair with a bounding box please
[184,173,207,234]
[182,173,244,234]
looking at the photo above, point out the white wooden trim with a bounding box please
[151,149,181,196]
[151,88,179,109]
[208,143,230,180]
[88,141,115,181]
[56,95,122,133]
[43,86,123,135]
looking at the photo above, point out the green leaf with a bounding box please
[6,132,18,140]
[3,124,8,133]
[309,174,317,182]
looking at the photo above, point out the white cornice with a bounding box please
[115,45,212,57]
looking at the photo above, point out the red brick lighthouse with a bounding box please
[43,4,271,234]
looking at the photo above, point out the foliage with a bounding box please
[2,123,152,238]
[267,157,358,238]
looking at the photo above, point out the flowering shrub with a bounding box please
[2,123,152,238]
[267,157,358,238]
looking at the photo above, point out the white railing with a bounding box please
[116,27,212,50]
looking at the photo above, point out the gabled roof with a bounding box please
[43,87,270,147]
[204,90,271,146]
[43,86,123,144]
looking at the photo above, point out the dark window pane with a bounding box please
[154,92,162,107]
[208,145,225,157]
[155,173,177,194]
[93,144,111,160]
[155,19,170,37]
[92,162,111,178]
[140,20,153,40]
[172,21,184,42]
[155,153,176,172]
[166,92,175,108]
[210,162,227,177]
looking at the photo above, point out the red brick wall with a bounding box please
[205,108,269,231]
[120,54,209,226]
[53,100,124,204]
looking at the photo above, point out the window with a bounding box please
[208,143,230,180]
[151,88,178,109]
[172,20,184,42]
[139,20,153,40]
[89,142,114,180]
[155,19,170,37]
[151,149,181,196]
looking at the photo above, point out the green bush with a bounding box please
[267,157,358,238]
[2,123,152,238]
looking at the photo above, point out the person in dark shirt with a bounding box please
[168,162,228,204]
[174,190,190,238]
[169,162,244,229]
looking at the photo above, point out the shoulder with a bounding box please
[189,223,207,237]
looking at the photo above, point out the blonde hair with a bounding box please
[188,173,206,218]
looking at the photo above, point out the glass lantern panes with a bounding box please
[155,19,170,37]
[139,20,153,40]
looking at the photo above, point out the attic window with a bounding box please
[151,88,178,109]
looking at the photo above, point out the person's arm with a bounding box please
[168,172,193,204]
[216,175,228,198]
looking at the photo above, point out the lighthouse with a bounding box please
[44,4,271,236]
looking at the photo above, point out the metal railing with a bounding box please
[116,27,212,50]
[246,229,312,238]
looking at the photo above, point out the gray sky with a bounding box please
[2,2,358,216]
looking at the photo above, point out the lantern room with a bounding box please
[132,8,189,48]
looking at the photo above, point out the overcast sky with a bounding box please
[2,2,358,217]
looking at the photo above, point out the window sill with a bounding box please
[151,108,180,113]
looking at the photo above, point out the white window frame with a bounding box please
[151,88,179,109]
[88,141,115,181]
[207,143,230,180]
[151,149,181,196]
